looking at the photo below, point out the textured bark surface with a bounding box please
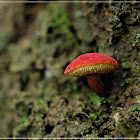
[0,2,139,138]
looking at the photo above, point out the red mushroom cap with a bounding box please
[64,52,118,77]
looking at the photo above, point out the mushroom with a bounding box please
[64,52,118,97]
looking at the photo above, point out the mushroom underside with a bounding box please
[66,63,117,77]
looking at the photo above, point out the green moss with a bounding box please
[98,48,102,53]
[120,82,124,87]
[89,113,98,119]
[104,135,110,138]
[122,71,127,78]
[120,78,131,87]
[136,95,140,101]
[125,78,131,83]
[136,33,140,38]
[21,116,29,128]
[121,63,130,69]
[118,121,136,137]
[131,103,140,112]
[120,63,132,87]
[89,92,104,106]
[89,109,103,119]
[49,4,72,28]
[39,114,44,118]
[47,4,79,47]
[116,22,122,28]
[39,98,48,112]
[89,92,111,106]
[136,33,140,42]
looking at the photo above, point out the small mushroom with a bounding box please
[64,52,118,96]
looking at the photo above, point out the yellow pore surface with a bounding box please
[67,63,117,77]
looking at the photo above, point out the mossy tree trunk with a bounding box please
[0,2,139,137]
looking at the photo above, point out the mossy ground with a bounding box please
[0,2,139,138]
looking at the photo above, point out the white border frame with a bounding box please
[0,1,140,3]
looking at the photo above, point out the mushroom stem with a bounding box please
[87,74,106,97]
